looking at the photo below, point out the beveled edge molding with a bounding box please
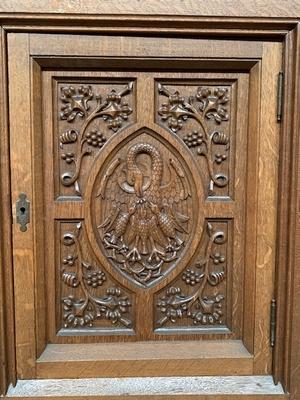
[0,15,298,37]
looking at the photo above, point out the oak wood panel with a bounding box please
[7,33,36,379]
[1,0,300,18]
[53,201,237,220]
[37,341,253,379]
[253,42,281,374]
[281,24,300,400]
[29,34,263,59]
[8,31,282,384]
[0,26,15,396]
[31,58,46,358]
[37,67,249,344]
[2,16,300,400]
[242,61,260,355]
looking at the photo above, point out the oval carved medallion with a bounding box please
[87,127,204,288]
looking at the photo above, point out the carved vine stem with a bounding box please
[60,83,133,195]
[158,84,229,194]
[156,222,226,327]
[61,222,132,328]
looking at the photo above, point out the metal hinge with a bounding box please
[277,71,284,122]
[270,298,276,347]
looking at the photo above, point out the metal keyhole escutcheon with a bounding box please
[16,193,30,232]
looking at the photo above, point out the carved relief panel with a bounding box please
[155,220,231,332]
[92,130,195,288]
[45,71,247,341]
[58,221,134,332]
[56,80,136,197]
[156,82,234,198]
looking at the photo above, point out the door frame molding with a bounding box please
[0,7,299,398]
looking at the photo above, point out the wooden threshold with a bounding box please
[36,340,253,378]
[5,376,286,399]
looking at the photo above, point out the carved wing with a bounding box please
[96,158,130,232]
[161,158,191,206]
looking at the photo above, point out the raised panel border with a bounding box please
[42,69,250,344]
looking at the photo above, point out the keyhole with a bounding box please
[20,206,26,214]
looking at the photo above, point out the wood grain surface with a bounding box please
[0,0,300,18]
[6,375,286,399]
[7,28,282,384]
[1,6,300,400]
[0,26,15,396]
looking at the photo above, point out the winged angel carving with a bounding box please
[97,142,191,286]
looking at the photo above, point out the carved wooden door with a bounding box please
[8,33,282,384]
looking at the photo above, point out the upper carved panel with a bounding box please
[56,81,136,197]
[156,82,232,198]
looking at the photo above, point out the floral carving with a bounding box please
[102,88,133,131]
[196,87,229,123]
[61,222,132,329]
[156,222,226,327]
[158,84,230,196]
[60,85,93,121]
[158,90,188,132]
[59,82,133,195]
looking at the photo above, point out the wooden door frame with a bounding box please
[0,2,300,398]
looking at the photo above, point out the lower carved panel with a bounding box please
[58,221,134,334]
[56,219,233,337]
[154,220,230,332]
